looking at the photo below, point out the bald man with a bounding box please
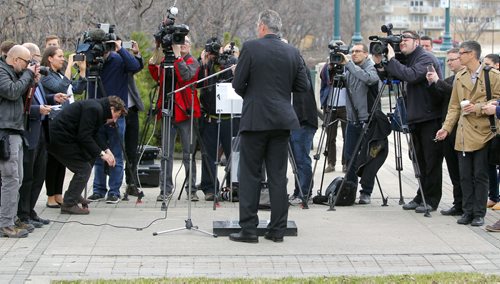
[0,45,39,238]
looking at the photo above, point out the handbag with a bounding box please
[483,67,500,165]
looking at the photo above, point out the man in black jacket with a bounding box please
[47,96,126,214]
[426,48,464,216]
[374,30,444,213]
[230,10,309,243]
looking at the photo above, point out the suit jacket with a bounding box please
[232,34,309,132]
[24,86,55,150]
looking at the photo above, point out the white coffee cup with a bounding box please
[460,100,470,115]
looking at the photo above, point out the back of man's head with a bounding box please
[258,10,282,34]
[22,43,40,58]
[1,40,16,56]
[460,40,481,60]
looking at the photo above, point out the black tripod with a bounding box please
[310,70,347,203]
[153,64,233,237]
[326,81,390,210]
[383,78,432,217]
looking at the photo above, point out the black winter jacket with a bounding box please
[385,46,443,124]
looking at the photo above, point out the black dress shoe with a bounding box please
[457,214,473,225]
[264,232,284,243]
[440,206,463,216]
[471,217,484,227]
[31,216,50,225]
[229,232,258,243]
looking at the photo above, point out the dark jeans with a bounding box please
[48,142,94,206]
[459,146,489,218]
[410,119,443,208]
[18,131,47,220]
[199,116,239,194]
[290,125,316,197]
[125,106,139,186]
[488,164,499,202]
[326,107,346,167]
[443,127,462,209]
[344,121,374,195]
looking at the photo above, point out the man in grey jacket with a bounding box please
[340,43,380,204]
[0,45,38,238]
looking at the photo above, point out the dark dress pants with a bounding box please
[442,127,462,209]
[238,130,289,237]
[48,143,93,206]
[410,119,444,208]
[18,131,47,220]
[458,146,489,218]
[125,106,139,185]
[45,153,66,196]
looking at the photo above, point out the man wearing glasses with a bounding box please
[436,41,500,226]
[426,48,464,217]
[373,30,444,214]
[338,43,380,205]
[0,45,38,238]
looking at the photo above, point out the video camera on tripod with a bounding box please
[75,23,117,75]
[154,6,189,62]
[369,23,406,65]
[328,41,349,76]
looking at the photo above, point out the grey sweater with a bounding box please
[344,58,379,122]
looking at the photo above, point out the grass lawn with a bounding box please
[54,272,500,283]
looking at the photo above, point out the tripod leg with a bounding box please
[375,175,388,206]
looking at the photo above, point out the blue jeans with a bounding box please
[160,119,197,194]
[344,122,374,195]
[92,117,125,197]
[290,125,316,197]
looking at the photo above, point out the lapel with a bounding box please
[457,70,474,93]
[34,87,46,105]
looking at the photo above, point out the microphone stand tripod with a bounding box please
[153,65,234,237]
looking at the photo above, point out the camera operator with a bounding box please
[197,37,238,201]
[320,48,347,173]
[426,48,464,216]
[148,36,201,201]
[337,43,381,205]
[86,39,141,204]
[0,45,38,238]
[373,30,444,213]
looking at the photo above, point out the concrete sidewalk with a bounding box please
[0,129,499,283]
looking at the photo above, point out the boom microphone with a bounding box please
[86,28,107,42]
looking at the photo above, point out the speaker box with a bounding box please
[137,164,160,187]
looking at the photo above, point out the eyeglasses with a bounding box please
[447,58,460,62]
[17,57,31,65]
[351,50,365,54]
[459,50,472,56]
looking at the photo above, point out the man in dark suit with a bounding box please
[426,48,463,216]
[229,9,309,243]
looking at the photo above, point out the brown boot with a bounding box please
[0,226,29,238]
[485,220,500,232]
[15,218,35,233]
[61,204,90,215]
[77,196,91,208]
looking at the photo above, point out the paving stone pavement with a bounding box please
[1,111,499,283]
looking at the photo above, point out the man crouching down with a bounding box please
[47,96,126,214]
